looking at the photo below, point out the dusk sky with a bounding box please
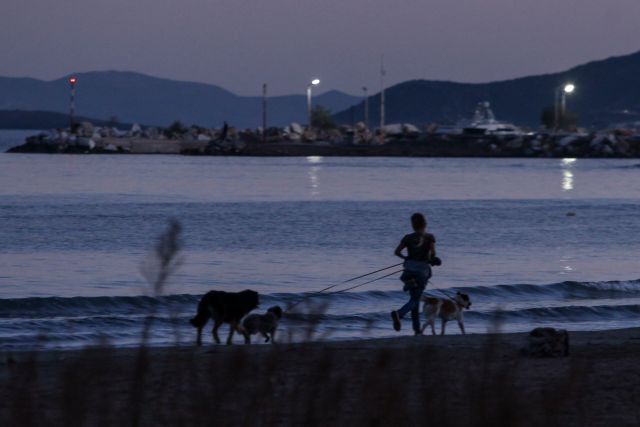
[3,0,640,96]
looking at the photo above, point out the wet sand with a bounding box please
[3,328,640,426]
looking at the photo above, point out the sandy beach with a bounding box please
[3,327,640,426]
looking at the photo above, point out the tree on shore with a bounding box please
[541,106,578,131]
[311,106,337,130]
[165,120,186,137]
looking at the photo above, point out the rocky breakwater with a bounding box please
[7,122,249,155]
[8,122,178,154]
[7,120,640,158]
[236,125,640,158]
[493,130,640,158]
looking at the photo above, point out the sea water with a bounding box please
[1,131,640,348]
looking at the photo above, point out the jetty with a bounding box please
[7,120,640,158]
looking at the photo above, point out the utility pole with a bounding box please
[69,76,77,131]
[262,83,267,143]
[362,86,369,129]
[306,79,320,129]
[379,55,386,144]
[554,87,560,132]
[554,83,575,132]
[307,85,312,128]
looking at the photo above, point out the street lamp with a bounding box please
[362,86,369,129]
[555,83,576,131]
[307,78,320,128]
[69,76,77,131]
[561,83,575,116]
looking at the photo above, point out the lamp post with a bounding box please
[554,83,575,131]
[379,55,386,144]
[307,78,320,128]
[561,83,575,117]
[262,83,267,143]
[68,76,77,131]
[362,86,369,129]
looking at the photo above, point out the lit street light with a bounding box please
[554,83,576,131]
[69,76,77,131]
[307,78,320,128]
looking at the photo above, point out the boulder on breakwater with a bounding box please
[7,122,640,158]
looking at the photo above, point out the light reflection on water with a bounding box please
[308,166,321,196]
[561,158,576,191]
[306,156,322,196]
[306,155,323,164]
[562,170,574,191]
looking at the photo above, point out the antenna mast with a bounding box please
[379,55,386,144]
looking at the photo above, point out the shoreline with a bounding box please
[3,327,640,425]
[3,325,640,355]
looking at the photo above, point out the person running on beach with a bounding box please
[391,213,437,335]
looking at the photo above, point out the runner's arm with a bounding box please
[394,239,407,259]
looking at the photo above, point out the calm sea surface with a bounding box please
[1,130,640,348]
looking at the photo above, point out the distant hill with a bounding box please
[4,51,640,130]
[0,71,359,129]
[334,50,640,129]
[0,110,134,130]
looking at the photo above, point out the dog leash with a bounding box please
[286,263,404,311]
[287,269,457,311]
[308,262,403,295]
[328,269,404,294]
[341,262,403,284]
[426,280,457,301]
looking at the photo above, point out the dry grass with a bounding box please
[2,335,598,427]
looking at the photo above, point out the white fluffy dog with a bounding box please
[241,306,283,344]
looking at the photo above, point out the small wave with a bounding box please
[467,303,640,322]
[455,279,640,300]
[2,278,639,321]
[4,293,640,350]
[0,294,199,319]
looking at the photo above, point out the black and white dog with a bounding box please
[189,290,259,345]
[241,306,283,344]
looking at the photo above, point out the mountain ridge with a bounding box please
[0,71,358,128]
[335,50,640,128]
[2,50,640,129]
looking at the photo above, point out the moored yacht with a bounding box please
[462,101,523,136]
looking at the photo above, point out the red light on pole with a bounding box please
[68,77,77,130]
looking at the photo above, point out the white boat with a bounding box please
[462,102,523,136]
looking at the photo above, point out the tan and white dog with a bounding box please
[420,292,472,335]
